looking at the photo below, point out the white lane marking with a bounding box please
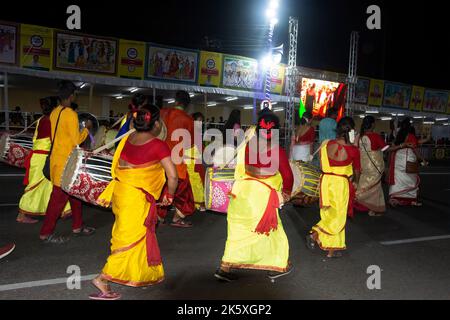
[0,274,97,292]
[420,173,450,175]
[0,174,24,177]
[380,235,450,246]
[0,203,18,207]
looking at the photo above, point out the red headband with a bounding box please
[259,118,275,130]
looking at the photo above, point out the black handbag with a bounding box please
[43,107,65,180]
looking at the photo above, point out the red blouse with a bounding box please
[363,132,387,151]
[327,141,361,172]
[36,116,52,140]
[295,126,316,144]
[405,133,418,148]
[120,138,171,165]
[245,143,294,194]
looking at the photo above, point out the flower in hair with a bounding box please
[144,112,152,123]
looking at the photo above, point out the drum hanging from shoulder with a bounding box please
[0,133,33,168]
[93,126,119,156]
[289,160,321,206]
[204,167,235,213]
[60,147,113,206]
[157,119,167,141]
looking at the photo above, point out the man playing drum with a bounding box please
[39,81,96,244]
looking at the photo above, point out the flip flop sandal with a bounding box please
[73,226,96,237]
[89,291,121,300]
[170,220,193,228]
[41,234,70,245]
[17,216,39,224]
[326,251,343,259]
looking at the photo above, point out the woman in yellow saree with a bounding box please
[306,117,361,258]
[90,104,178,300]
[18,97,70,223]
[215,109,294,282]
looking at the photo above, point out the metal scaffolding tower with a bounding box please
[346,31,359,116]
[284,16,298,151]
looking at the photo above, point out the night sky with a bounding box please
[1,0,449,89]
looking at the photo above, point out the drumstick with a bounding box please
[110,115,127,129]
[10,116,43,137]
[218,126,256,170]
[92,128,136,154]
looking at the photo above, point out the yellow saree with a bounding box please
[221,130,289,273]
[185,145,205,208]
[97,136,166,287]
[19,118,71,216]
[312,141,353,251]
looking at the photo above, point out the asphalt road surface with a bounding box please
[0,163,449,300]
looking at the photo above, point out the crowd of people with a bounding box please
[0,81,434,299]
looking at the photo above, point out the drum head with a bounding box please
[60,148,83,192]
[93,126,107,150]
[212,145,236,168]
[0,134,9,159]
[289,161,304,197]
[78,113,99,136]
[157,119,167,141]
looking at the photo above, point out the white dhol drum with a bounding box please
[61,147,113,206]
[0,133,33,168]
[289,160,321,206]
[93,126,119,155]
[203,145,237,168]
[204,167,235,214]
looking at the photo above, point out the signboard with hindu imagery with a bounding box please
[0,21,18,65]
[368,79,384,106]
[118,39,145,79]
[423,89,448,113]
[20,24,53,71]
[222,55,262,91]
[54,31,117,75]
[146,44,199,83]
[198,51,222,87]
[409,86,425,111]
[383,82,412,109]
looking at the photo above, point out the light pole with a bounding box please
[261,0,283,107]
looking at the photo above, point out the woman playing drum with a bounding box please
[306,117,361,258]
[215,108,294,282]
[17,97,71,223]
[291,111,316,162]
[91,104,178,300]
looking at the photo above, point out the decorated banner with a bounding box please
[354,77,370,104]
[409,86,425,111]
[0,21,18,65]
[118,39,145,79]
[20,24,53,71]
[269,64,285,95]
[383,82,412,109]
[423,89,448,113]
[146,44,198,83]
[198,51,222,87]
[368,79,384,106]
[54,31,117,75]
[222,55,261,90]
